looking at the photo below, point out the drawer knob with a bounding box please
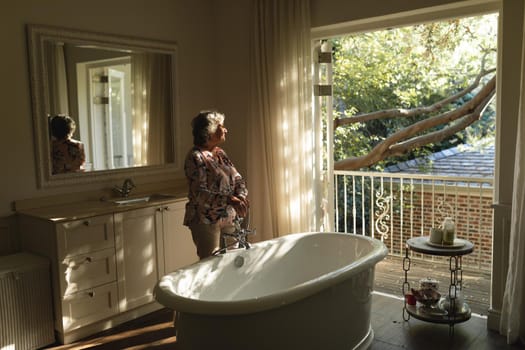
[85,257,92,264]
[87,291,95,298]
[83,220,90,226]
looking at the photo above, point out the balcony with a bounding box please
[333,170,493,315]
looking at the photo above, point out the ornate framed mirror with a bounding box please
[27,24,180,188]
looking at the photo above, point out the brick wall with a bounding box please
[371,190,493,271]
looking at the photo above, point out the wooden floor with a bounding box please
[46,308,176,349]
[44,257,521,350]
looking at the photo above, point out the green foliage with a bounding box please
[331,14,498,170]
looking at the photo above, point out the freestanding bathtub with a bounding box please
[154,232,388,350]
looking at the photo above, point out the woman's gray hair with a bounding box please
[205,111,224,135]
[191,110,225,146]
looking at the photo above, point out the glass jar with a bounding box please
[442,217,456,244]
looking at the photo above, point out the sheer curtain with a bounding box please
[145,54,172,165]
[44,41,69,115]
[500,6,525,344]
[132,53,150,166]
[131,53,171,166]
[248,0,318,240]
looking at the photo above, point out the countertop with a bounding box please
[16,189,187,222]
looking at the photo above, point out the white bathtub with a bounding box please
[154,232,388,350]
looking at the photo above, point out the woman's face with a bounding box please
[208,124,227,146]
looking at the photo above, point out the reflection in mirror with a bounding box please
[49,114,86,174]
[27,24,179,187]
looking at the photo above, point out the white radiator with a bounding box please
[0,253,55,350]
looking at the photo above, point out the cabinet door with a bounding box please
[161,200,199,273]
[114,207,162,311]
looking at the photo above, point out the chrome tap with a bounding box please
[212,216,256,256]
[113,178,136,197]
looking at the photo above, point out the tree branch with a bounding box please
[334,68,495,129]
[333,75,496,170]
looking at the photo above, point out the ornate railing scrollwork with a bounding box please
[374,188,392,240]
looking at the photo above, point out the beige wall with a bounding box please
[0,0,251,219]
[211,0,252,181]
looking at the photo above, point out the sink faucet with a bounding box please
[114,178,136,197]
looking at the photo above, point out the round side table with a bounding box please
[402,236,474,335]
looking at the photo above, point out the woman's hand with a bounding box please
[228,195,249,217]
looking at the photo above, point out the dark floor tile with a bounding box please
[371,293,524,350]
[46,293,524,350]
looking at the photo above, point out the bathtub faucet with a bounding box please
[213,217,256,256]
[230,218,255,250]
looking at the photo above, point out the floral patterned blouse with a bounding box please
[51,138,86,174]
[183,146,248,227]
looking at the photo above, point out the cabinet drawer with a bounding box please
[57,215,115,258]
[60,248,116,296]
[61,282,118,332]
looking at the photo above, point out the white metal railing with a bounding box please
[333,170,494,270]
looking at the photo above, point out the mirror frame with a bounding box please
[27,24,180,188]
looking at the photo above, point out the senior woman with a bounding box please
[183,110,249,260]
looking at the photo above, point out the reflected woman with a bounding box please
[50,114,86,174]
[184,110,249,259]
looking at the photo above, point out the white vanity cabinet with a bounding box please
[17,195,197,344]
[19,213,119,343]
